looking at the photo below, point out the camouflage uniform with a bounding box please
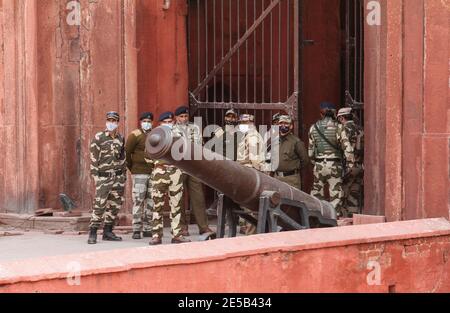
[126,128,154,233]
[237,122,265,235]
[342,120,364,214]
[173,123,209,232]
[308,117,354,216]
[89,130,127,228]
[150,160,184,239]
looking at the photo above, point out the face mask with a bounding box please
[239,124,250,133]
[225,120,237,126]
[141,122,152,131]
[106,122,118,132]
[280,126,290,135]
[162,123,173,130]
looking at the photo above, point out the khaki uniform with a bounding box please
[308,117,355,216]
[89,131,127,228]
[274,133,310,190]
[173,123,209,232]
[125,128,154,233]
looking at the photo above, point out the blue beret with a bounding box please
[159,111,174,122]
[320,102,336,110]
[106,111,120,121]
[175,106,189,116]
[139,112,153,121]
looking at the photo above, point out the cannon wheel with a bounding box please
[198,231,217,241]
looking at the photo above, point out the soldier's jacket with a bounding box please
[308,117,355,167]
[90,131,126,176]
[125,128,153,175]
[276,133,310,172]
[343,121,364,166]
[237,127,265,171]
[173,123,202,144]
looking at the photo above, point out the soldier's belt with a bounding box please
[97,170,124,178]
[315,158,342,162]
[275,170,299,177]
[155,164,175,170]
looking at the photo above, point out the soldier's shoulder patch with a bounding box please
[132,129,142,137]
[94,132,104,140]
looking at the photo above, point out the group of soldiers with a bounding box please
[87,102,364,245]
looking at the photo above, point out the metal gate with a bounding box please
[187,0,300,128]
[342,0,364,126]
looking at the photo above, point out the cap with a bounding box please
[159,111,174,122]
[278,115,292,124]
[337,107,353,117]
[272,113,281,123]
[106,111,120,121]
[139,112,154,121]
[225,109,238,117]
[175,106,189,116]
[320,102,337,110]
[239,114,255,122]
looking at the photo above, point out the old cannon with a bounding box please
[145,126,337,239]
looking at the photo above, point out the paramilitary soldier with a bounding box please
[237,114,266,235]
[211,109,239,161]
[273,115,310,190]
[308,102,355,217]
[149,112,191,245]
[126,112,154,240]
[337,107,364,216]
[173,106,213,236]
[88,111,127,244]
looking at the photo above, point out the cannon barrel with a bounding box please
[145,127,337,222]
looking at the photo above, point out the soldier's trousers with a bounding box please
[90,175,126,229]
[131,174,153,232]
[180,174,209,231]
[274,173,302,190]
[151,166,183,239]
[343,166,364,215]
[311,160,344,214]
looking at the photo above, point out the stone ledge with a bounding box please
[0,213,90,232]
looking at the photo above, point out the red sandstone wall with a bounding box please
[136,0,189,121]
[364,0,450,221]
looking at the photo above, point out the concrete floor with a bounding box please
[0,224,218,263]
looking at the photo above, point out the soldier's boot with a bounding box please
[87,227,98,245]
[132,231,141,240]
[199,227,214,235]
[149,236,162,246]
[102,225,123,241]
[142,231,152,238]
[171,235,191,244]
